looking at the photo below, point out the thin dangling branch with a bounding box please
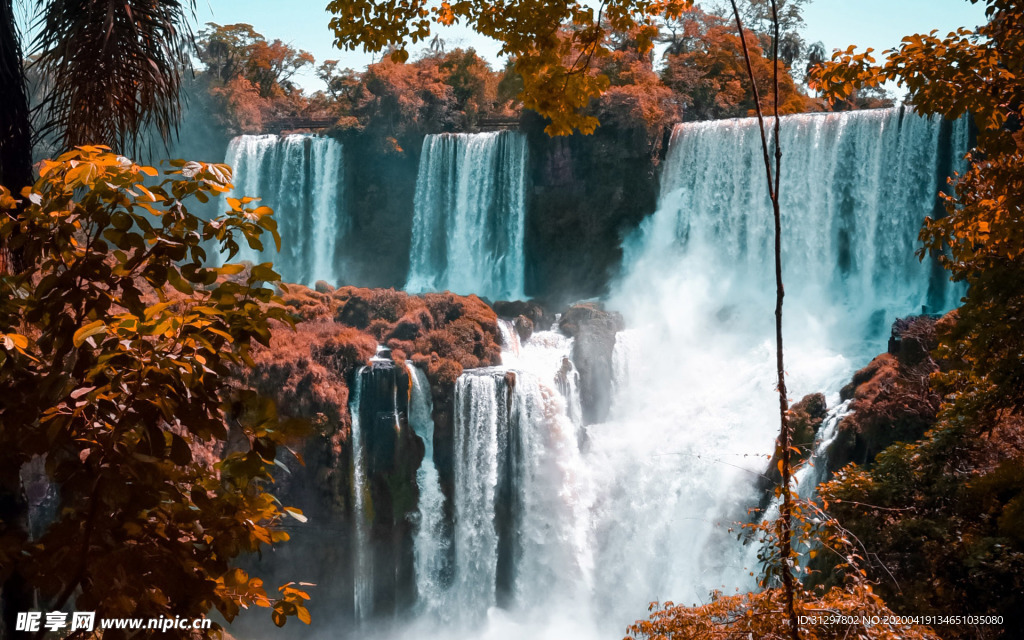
[727,2,799,640]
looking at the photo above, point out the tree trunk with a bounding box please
[0,2,33,633]
[728,2,800,640]
[1,0,33,275]
[0,0,32,193]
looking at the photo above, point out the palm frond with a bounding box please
[1,0,33,190]
[29,0,196,153]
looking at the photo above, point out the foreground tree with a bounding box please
[0,148,311,636]
[0,0,32,196]
[810,2,1024,637]
[659,6,812,120]
[30,0,195,153]
[2,2,209,629]
[0,0,197,271]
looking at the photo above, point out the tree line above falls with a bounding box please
[189,3,890,155]
[173,2,898,305]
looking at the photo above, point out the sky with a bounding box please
[187,0,987,93]
[18,0,988,94]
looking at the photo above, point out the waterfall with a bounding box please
[590,107,970,617]
[500,323,584,432]
[447,367,590,620]
[407,363,449,615]
[747,399,854,573]
[337,108,969,639]
[349,369,372,621]
[449,371,502,617]
[407,329,591,634]
[406,131,527,300]
[220,134,345,286]
[624,107,969,339]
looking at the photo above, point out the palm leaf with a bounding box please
[1,0,33,190]
[29,0,196,153]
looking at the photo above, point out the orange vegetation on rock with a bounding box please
[828,316,941,471]
[255,283,502,441]
[627,584,940,640]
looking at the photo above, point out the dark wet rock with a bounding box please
[493,299,555,331]
[513,315,534,342]
[829,316,941,473]
[314,280,335,294]
[558,302,625,425]
[758,393,828,500]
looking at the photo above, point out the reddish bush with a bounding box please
[388,308,433,341]
[280,288,334,321]
[386,339,416,359]
[427,357,463,387]
[366,318,394,341]
[259,282,501,432]
[248,320,353,439]
[415,328,458,362]
[829,317,942,471]
[313,325,377,373]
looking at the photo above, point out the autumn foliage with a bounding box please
[0,148,313,632]
[194,4,825,144]
[804,3,1024,637]
[246,283,502,446]
[660,7,815,120]
[628,585,940,640]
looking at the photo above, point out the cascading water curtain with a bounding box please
[406,131,527,300]
[219,134,346,286]
[341,109,969,640]
[623,107,970,345]
[591,106,972,624]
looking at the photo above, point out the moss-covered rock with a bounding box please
[829,316,941,473]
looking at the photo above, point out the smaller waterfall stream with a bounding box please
[407,364,448,614]
[349,369,372,621]
[220,134,346,286]
[410,325,591,634]
[405,131,527,299]
[746,399,855,577]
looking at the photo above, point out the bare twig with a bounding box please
[727,1,797,639]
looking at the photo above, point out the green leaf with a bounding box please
[219,263,246,276]
[167,268,194,294]
[284,507,307,523]
[250,263,280,282]
[170,433,193,466]
[73,320,107,348]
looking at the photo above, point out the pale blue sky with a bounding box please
[191,0,986,93]
[19,0,987,93]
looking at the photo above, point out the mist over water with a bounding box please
[392,108,967,639]
[228,109,967,640]
[592,107,968,620]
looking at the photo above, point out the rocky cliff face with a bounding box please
[753,315,945,507]
[295,118,668,299]
[827,315,943,473]
[231,282,501,630]
[351,360,423,617]
[757,392,829,500]
[337,132,423,289]
[557,302,625,425]
[523,112,667,303]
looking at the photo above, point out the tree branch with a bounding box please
[728,1,798,639]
